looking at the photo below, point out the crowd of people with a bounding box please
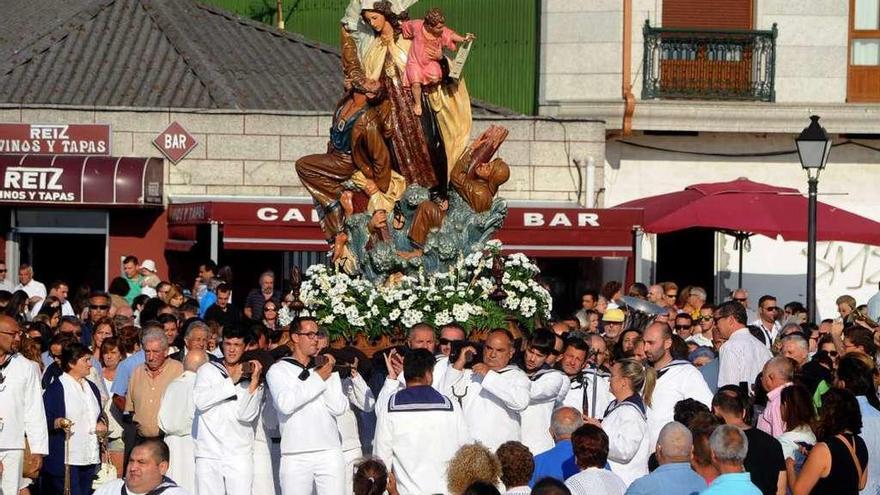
[1,257,879,495]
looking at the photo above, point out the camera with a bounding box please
[449,341,483,369]
[312,354,354,379]
[240,361,255,376]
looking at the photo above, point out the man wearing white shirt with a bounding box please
[0,315,48,494]
[443,328,531,450]
[93,439,192,495]
[14,264,46,308]
[338,356,375,492]
[374,348,471,494]
[749,295,782,348]
[266,317,348,495]
[158,349,208,495]
[28,280,75,321]
[0,261,13,292]
[521,329,570,455]
[643,322,713,447]
[716,301,772,390]
[558,338,612,420]
[192,327,265,495]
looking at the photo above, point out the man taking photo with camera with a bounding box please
[442,328,530,450]
[192,326,265,494]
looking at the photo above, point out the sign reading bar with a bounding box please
[154,122,197,164]
[0,124,111,155]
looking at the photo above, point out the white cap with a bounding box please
[140,259,157,273]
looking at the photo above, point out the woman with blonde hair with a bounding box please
[446,443,502,495]
[586,358,655,487]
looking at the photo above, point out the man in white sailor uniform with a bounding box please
[443,328,530,450]
[520,329,570,455]
[642,322,713,446]
[557,337,612,420]
[0,315,48,495]
[192,326,265,494]
[374,348,471,495]
[93,439,191,495]
[265,317,348,495]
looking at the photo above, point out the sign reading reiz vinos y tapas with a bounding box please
[0,123,111,155]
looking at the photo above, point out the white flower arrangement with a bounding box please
[297,242,553,340]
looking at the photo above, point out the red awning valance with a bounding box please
[0,154,163,207]
[168,199,641,258]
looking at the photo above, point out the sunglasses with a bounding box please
[264,307,277,312]
[0,269,7,273]
[698,315,714,321]
[733,297,747,302]
[674,324,692,330]
[666,293,677,298]
[90,304,110,310]
[763,306,780,312]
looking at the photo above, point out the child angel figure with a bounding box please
[402,7,474,116]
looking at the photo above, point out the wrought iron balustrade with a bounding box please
[642,21,777,102]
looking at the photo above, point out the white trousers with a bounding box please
[342,447,362,495]
[0,449,23,495]
[280,449,345,495]
[195,454,254,495]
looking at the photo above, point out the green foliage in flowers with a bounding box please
[298,240,552,341]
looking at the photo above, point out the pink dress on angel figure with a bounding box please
[402,19,458,87]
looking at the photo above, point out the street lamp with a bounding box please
[795,115,832,323]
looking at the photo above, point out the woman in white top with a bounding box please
[776,383,816,476]
[586,358,655,487]
[42,342,107,495]
[99,337,126,477]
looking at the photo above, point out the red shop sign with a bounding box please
[0,123,111,155]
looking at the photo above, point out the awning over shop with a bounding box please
[0,154,164,207]
[167,199,642,258]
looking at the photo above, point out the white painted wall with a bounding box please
[541,0,851,106]
[608,133,880,319]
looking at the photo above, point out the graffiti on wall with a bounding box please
[809,242,880,290]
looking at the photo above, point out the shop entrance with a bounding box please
[12,209,107,293]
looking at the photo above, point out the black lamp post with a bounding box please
[795,115,832,323]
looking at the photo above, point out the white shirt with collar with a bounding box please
[59,373,101,466]
[14,279,46,300]
[749,317,781,348]
[192,361,264,460]
[158,370,197,493]
[647,359,713,447]
[686,333,713,348]
[0,353,48,454]
[28,299,74,321]
[339,372,375,452]
[265,358,348,454]
[718,327,773,389]
[603,396,649,487]
[559,367,612,420]
[373,384,471,495]
[92,478,191,495]
[0,279,12,292]
[443,364,531,451]
[521,368,570,455]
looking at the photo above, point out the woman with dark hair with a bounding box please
[41,342,107,495]
[262,299,280,331]
[565,424,626,494]
[613,329,641,361]
[89,317,116,362]
[777,384,816,476]
[354,457,398,495]
[99,337,126,476]
[5,289,30,321]
[786,388,867,494]
[600,281,623,306]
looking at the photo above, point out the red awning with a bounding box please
[167,199,641,257]
[0,154,163,207]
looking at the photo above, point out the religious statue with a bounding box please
[296,0,511,283]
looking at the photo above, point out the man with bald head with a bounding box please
[444,328,530,450]
[627,421,707,494]
[647,284,667,307]
[780,335,809,368]
[158,349,208,494]
[756,356,795,437]
[643,322,713,448]
[529,406,584,486]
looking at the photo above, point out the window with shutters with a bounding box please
[848,0,880,101]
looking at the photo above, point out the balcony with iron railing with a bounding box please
[642,21,778,102]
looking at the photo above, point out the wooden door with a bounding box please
[848,0,880,102]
